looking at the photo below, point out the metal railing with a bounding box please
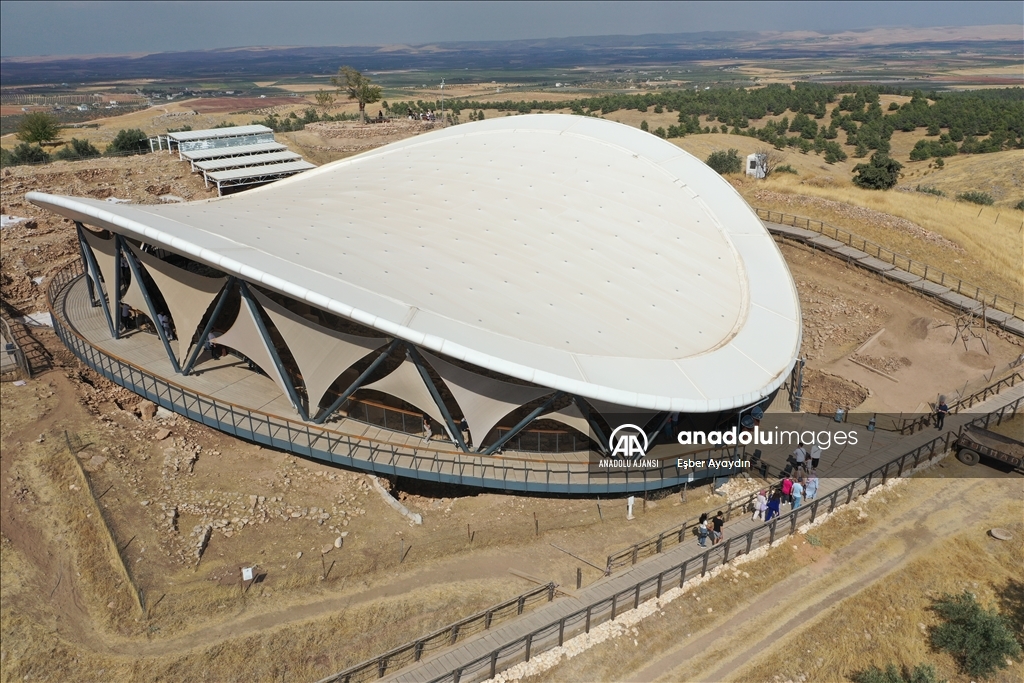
[0,307,31,381]
[896,372,1024,434]
[420,396,1022,683]
[47,262,738,495]
[317,584,556,683]
[756,208,1023,320]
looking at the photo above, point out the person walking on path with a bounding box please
[782,475,794,505]
[793,443,808,471]
[765,490,782,522]
[752,489,767,521]
[810,443,822,470]
[805,471,819,501]
[935,397,949,430]
[697,513,710,547]
[791,478,804,509]
[711,510,725,545]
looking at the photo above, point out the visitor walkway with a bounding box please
[760,213,1024,337]
[51,267,742,494]
[371,386,1021,683]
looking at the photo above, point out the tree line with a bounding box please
[388,84,1023,163]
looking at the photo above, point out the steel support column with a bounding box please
[313,338,400,424]
[182,275,236,375]
[483,392,563,455]
[75,223,116,338]
[406,345,468,452]
[121,243,182,374]
[111,235,123,339]
[238,282,307,420]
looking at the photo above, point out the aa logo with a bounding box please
[609,424,648,457]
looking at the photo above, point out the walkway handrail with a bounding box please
[897,371,1024,434]
[316,583,557,683]
[0,309,31,381]
[47,262,745,494]
[755,207,1023,319]
[418,396,1022,683]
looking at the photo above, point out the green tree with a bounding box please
[331,66,382,123]
[106,129,150,156]
[314,89,336,113]
[852,663,943,683]
[17,112,61,144]
[852,152,903,189]
[54,138,101,161]
[930,591,1021,678]
[640,120,649,132]
[705,148,742,175]
[653,126,666,138]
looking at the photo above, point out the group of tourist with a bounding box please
[695,443,826,549]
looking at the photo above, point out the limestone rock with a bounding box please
[136,400,157,421]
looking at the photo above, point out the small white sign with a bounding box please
[241,567,254,581]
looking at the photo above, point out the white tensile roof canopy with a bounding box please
[29,114,801,413]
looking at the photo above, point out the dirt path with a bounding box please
[629,475,1019,683]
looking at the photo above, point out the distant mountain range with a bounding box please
[2,26,1019,86]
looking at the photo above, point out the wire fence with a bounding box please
[419,396,1022,683]
[756,208,1023,320]
[315,584,556,683]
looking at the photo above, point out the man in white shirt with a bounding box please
[810,443,822,469]
[793,443,807,471]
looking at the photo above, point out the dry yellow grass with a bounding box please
[735,169,1024,301]
[526,468,1023,683]
[731,508,1023,683]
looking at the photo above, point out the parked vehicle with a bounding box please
[954,425,1024,472]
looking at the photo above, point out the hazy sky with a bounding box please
[1,1,1021,57]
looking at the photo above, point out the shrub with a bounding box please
[653,126,666,139]
[54,138,101,161]
[640,120,649,132]
[1,142,51,166]
[916,185,945,197]
[955,191,994,206]
[653,104,663,114]
[888,101,900,111]
[106,128,149,156]
[775,164,798,175]
[705,148,742,175]
[852,663,943,683]
[852,153,903,190]
[1015,199,1024,211]
[930,591,1021,678]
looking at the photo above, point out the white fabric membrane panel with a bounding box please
[251,288,387,410]
[362,359,448,434]
[421,350,552,442]
[128,244,226,363]
[214,293,292,405]
[544,403,597,441]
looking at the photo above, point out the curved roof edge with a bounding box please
[29,181,796,413]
